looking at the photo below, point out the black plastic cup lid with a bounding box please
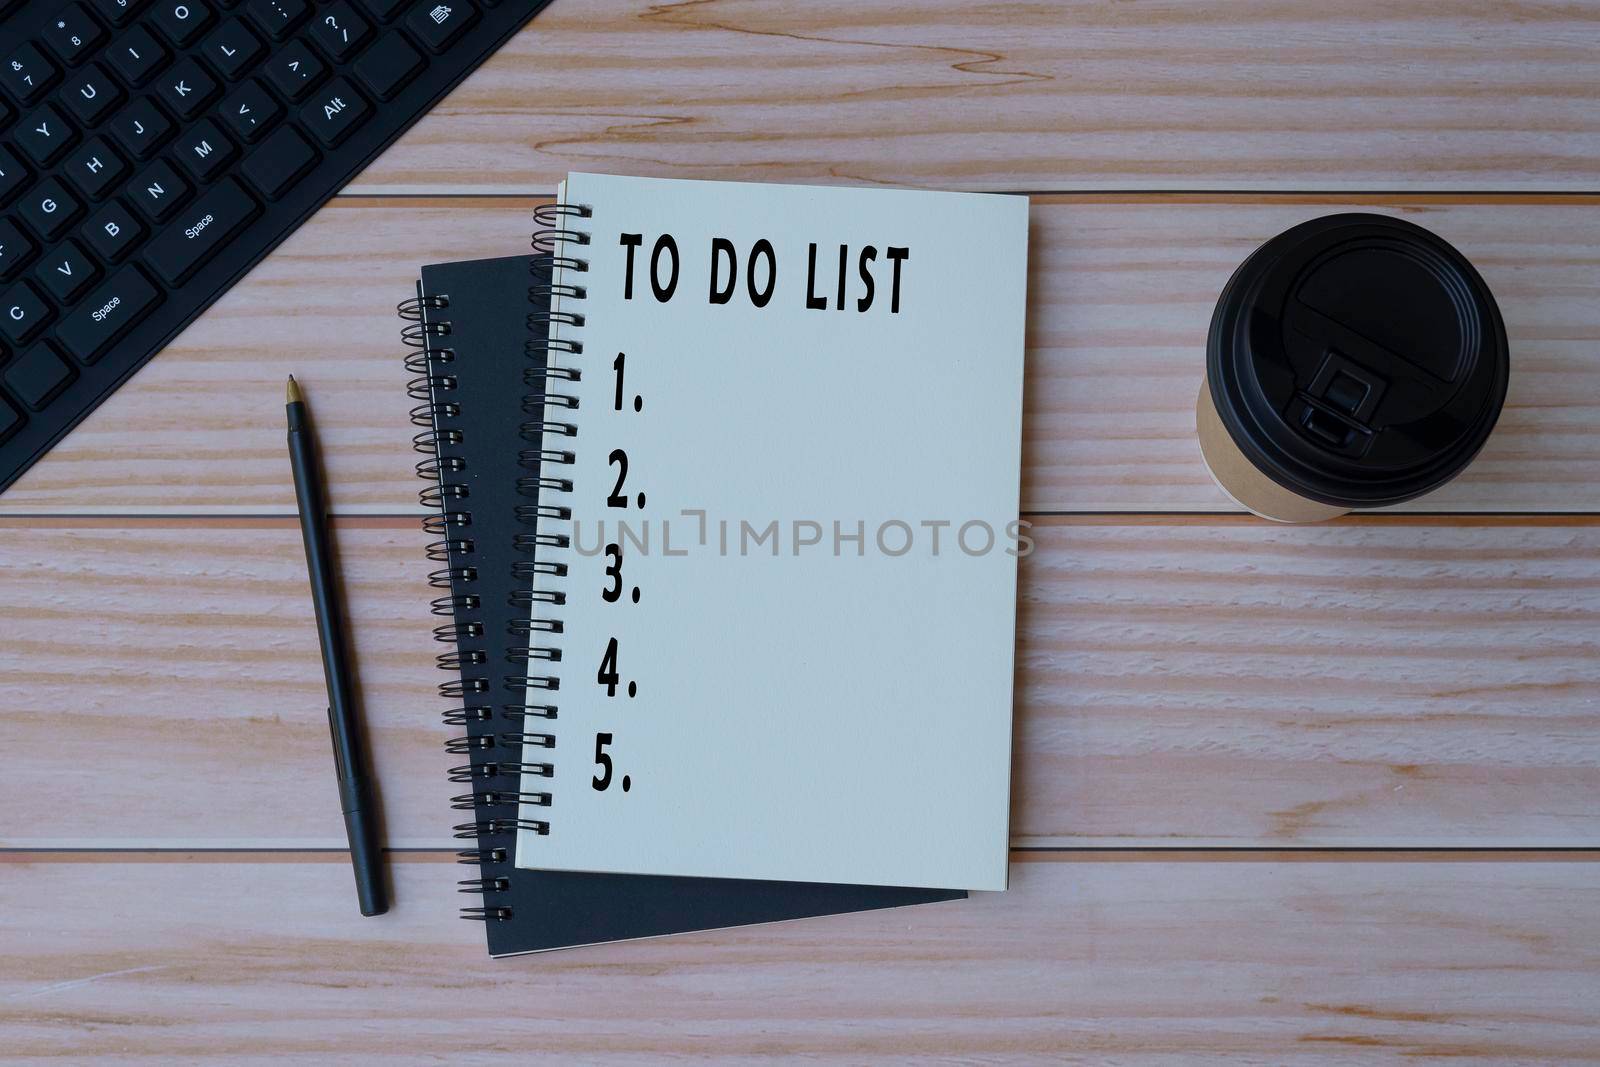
[1207,213,1509,509]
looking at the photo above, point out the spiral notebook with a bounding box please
[406,254,963,956]
[408,174,1027,947]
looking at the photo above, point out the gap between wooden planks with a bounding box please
[2,849,1595,863]
[4,513,1600,529]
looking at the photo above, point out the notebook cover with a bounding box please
[514,176,1024,890]
[414,254,962,956]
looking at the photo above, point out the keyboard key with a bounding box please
[83,199,143,261]
[0,219,39,282]
[175,119,237,181]
[110,97,175,159]
[16,104,78,167]
[61,64,126,126]
[19,179,84,240]
[265,39,326,101]
[2,42,61,106]
[35,240,100,303]
[240,123,316,199]
[408,1,477,53]
[151,0,215,46]
[246,0,309,39]
[157,57,219,119]
[106,24,168,87]
[0,394,20,443]
[220,79,282,142]
[3,345,74,410]
[142,177,259,284]
[127,160,190,222]
[42,4,108,65]
[0,281,52,345]
[0,146,29,207]
[353,31,422,100]
[299,78,370,148]
[55,265,160,363]
[88,0,152,26]
[201,20,265,80]
[63,138,129,200]
[356,0,409,19]
[310,2,372,60]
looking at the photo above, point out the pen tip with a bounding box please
[286,375,301,404]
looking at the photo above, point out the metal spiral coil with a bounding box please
[519,447,574,468]
[448,760,553,783]
[426,540,474,564]
[513,502,571,524]
[446,734,493,755]
[523,419,576,439]
[451,790,552,811]
[525,218,589,378]
[525,391,579,411]
[430,593,477,616]
[402,281,514,919]
[419,482,468,509]
[421,511,470,536]
[416,456,466,480]
[512,531,570,552]
[505,674,559,691]
[410,400,458,427]
[402,319,449,347]
[407,373,456,401]
[412,213,591,922]
[516,475,573,496]
[459,877,512,895]
[413,427,462,455]
[404,347,451,376]
[496,732,556,750]
[507,617,564,635]
[506,644,562,662]
[501,703,558,721]
[437,648,487,670]
[457,847,508,865]
[510,559,567,580]
[528,334,582,358]
[434,619,484,642]
[509,588,566,607]
[397,294,448,321]
[441,706,493,727]
[453,818,549,841]
[428,565,476,589]
[440,677,490,699]
[529,281,586,302]
[524,365,580,387]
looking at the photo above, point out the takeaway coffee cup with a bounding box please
[1197,213,1509,522]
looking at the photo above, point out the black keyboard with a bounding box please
[0,0,552,494]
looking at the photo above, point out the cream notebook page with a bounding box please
[516,174,1027,891]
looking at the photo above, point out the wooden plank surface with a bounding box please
[3,2,1598,1057]
[343,0,1600,193]
[4,517,1594,849]
[4,197,1598,515]
[2,853,1596,1062]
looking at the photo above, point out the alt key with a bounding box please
[299,78,371,148]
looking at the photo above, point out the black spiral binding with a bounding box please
[400,200,590,923]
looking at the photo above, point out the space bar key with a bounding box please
[144,179,262,286]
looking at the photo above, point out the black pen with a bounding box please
[286,375,388,916]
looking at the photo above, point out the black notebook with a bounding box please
[402,253,963,956]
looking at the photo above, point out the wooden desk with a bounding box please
[3,2,1597,1059]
